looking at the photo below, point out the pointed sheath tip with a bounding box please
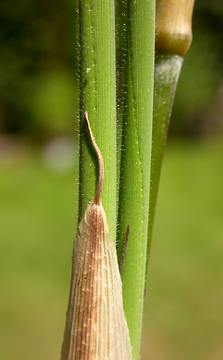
[84,111,104,205]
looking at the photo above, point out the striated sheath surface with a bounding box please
[61,201,132,360]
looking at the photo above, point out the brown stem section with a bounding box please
[84,111,104,204]
[156,0,195,56]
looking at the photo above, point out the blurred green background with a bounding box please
[0,1,223,359]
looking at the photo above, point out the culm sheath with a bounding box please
[61,112,132,360]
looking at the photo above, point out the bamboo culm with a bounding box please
[61,113,132,360]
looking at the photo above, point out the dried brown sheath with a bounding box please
[61,112,132,360]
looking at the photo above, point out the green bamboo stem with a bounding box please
[117,1,155,358]
[146,0,195,266]
[115,0,128,193]
[147,54,183,254]
[79,0,117,240]
[72,0,81,234]
[61,2,116,357]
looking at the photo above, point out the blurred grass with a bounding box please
[144,139,223,360]
[0,154,75,360]
[0,139,223,360]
